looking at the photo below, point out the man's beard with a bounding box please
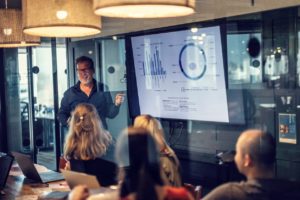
[81,77,92,85]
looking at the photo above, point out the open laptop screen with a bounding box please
[0,153,14,190]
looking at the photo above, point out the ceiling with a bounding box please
[2,0,300,39]
[96,0,300,38]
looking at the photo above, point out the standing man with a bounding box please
[58,56,124,129]
[203,129,300,200]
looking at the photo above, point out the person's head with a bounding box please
[234,129,276,178]
[116,127,163,200]
[64,103,111,160]
[76,56,95,85]
[133,115,167,152]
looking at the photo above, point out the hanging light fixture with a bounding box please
[0,0,40,48]
[23,0,101,38]
[93,0,196,18]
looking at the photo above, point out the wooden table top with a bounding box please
[0,163,69,200]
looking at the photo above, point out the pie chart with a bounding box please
[179,43,207,80]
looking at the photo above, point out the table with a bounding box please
[1,163,118,200]
[0,163,69,200]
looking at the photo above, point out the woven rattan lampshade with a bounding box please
[23,0,101,38]
[0,9,40,48]
[93,0,195,18]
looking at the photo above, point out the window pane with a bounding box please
[100,38,129,161]
[32,43,56,170]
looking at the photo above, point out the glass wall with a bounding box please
[100,38,128,141]
[31,40,68,170]
[31,42,56,169]
[4,48,27,153]
[4,40,67,171]
[100,38,129,162]
[227,33,262,87]
[297,17,300,87]
[56,39,68,103]
[18,48,31,153]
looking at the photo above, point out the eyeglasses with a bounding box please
[77,68,92,73]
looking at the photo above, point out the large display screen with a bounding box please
[130,26,230,122]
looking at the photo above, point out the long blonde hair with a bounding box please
[133,115,173,154]
[64,103,112,160]
[133,115,182,186]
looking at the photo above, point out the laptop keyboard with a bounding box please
[40,171,64,182]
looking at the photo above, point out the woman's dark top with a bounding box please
[70,158,117,187]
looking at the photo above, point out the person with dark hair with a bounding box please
[58,56,124,130]
[203,129,300,200]
[68,127,193,200]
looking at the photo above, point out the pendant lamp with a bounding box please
[23,0,101,38]
[0,1,40,48]
[93,0,196,18]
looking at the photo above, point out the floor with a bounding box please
[37,150,56,170]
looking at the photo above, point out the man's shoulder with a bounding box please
[252,179,300,199]
[62,88,73,98]
[204,179,300,200]
[203,182,246,200]
[64,84,80,95]
[215,181,245,192]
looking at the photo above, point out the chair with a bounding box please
[59,156,68,170]
[184,183,202,200]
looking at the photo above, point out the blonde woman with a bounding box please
[64,103,117,186]
[133,115,182,187]
[68,127,192,200]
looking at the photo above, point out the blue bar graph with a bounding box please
[142,46,166,88]
[143,46,166,76]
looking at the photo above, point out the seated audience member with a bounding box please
[64,103,117,186]
[203,129,300,200]
[134,115,182,186]
[68,127,193,200]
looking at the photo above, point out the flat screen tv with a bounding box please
[128,26,245,124]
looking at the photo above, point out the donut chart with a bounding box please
[179,43,207,80]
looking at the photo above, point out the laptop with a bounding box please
[12,152,64,183]
[61,169,101,189]
[0,153,14,191]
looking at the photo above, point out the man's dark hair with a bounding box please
[248,131,276,168]
[76,56,94,71]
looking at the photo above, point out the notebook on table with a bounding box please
[61,169,101,189]
[11,152,64,183]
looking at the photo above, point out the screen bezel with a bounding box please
[125,22,246,125]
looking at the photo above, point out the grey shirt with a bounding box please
[203,179,300,200]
